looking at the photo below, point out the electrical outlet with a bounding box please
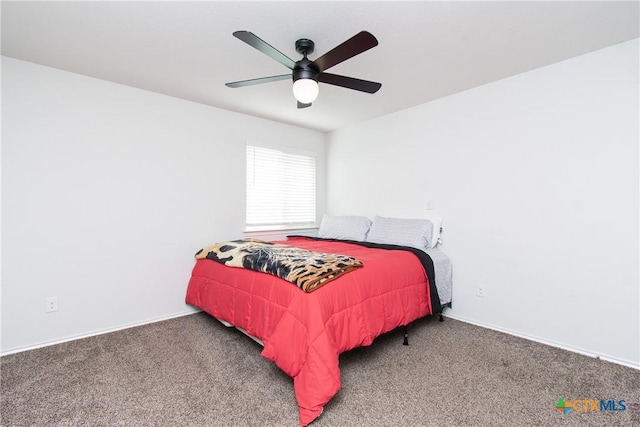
[476,284,486,298]
[45,297,58,313]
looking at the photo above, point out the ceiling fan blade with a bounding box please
[312,31,378,72]
[297,101,312,109]
[225,74,291,88]
[318,73,381,93]
[233,31,296,70]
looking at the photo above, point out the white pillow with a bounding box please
[318,214,372,241]
[365,216,440,251]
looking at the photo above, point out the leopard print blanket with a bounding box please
[195,238,363,293]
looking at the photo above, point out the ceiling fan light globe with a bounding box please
[293,79,319,104]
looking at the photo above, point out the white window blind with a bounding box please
[246,145,316,229]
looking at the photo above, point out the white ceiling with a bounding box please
[2,1,638,133]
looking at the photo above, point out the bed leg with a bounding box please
[439,313,444,322]
[402,326,409,346]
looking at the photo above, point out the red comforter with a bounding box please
[185,236,433,426]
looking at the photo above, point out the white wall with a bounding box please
[326,40,639,367]
[1,57,326,354]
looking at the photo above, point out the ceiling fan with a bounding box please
[225,30,382,108]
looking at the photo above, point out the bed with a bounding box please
[185,215,452,426]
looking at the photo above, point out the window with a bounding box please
[246,145,316,230]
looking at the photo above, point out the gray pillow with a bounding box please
[365,216,435,251]
[318,214,372,241]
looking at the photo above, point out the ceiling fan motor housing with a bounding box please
[293,58,319,82]
[293,39,319,83]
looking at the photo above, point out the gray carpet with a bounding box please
[1,312,638,426]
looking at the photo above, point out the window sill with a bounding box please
[244,225,318,233]
[243,226,319,240]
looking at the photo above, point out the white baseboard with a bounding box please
[443,313,640,371]
[5,309,638,372]
[0,308,199,357]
